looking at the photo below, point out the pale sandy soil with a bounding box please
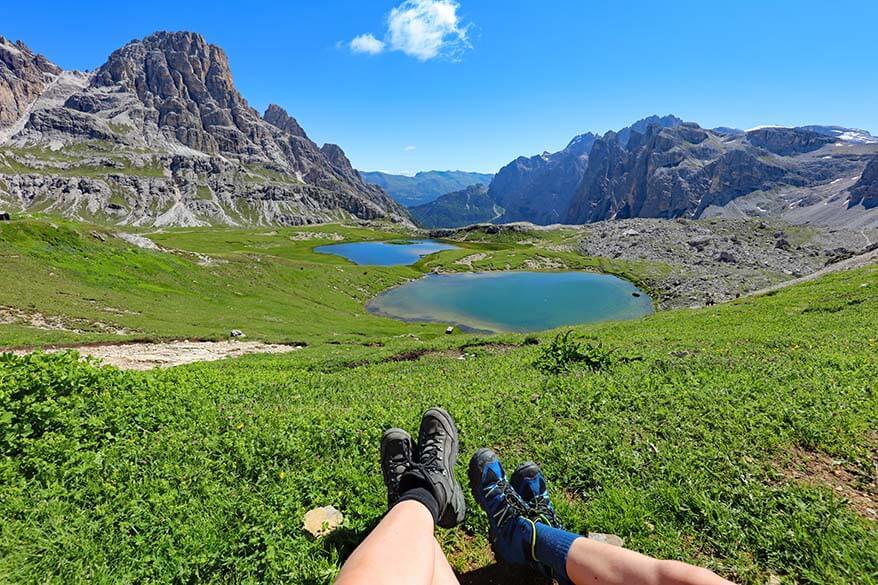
[13,340,302,371]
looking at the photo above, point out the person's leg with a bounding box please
[431,538,461,585]
[565,536,734,585]
[470,449,735,585]
[336,409,466,585]
[335,501,437,585]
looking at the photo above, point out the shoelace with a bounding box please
[529,494,560,527]
[419,432,446,475]
[484,478,529,529]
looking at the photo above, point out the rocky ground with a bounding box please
[577,217,877,308]
[13,340,302,370]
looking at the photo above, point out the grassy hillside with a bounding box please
[0,218,667,349]
[1,255,876,583]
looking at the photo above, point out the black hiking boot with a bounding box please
[400,407,466,528]
[380,428,415,509]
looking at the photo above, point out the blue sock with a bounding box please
[532,522,579,585]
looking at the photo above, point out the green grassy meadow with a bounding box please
[0,217,876,584]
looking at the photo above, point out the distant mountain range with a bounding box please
[3,34,877,232]
[418,115,878,229]
[0,32,408,227]
[360,170,493,207]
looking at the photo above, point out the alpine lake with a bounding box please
[315,239,652,333]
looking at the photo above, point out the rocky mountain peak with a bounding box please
[94,31,233,100]
[263,104,307,138]
[0,37,60,127]
[1,31,410,227]
[88,31,261,156]
[617,114,683,147]
[564,132,598,156]
[320,143,354,174]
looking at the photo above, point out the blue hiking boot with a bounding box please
[511,461,563,529]
[468,448,538,566]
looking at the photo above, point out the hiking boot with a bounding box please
[511,461,562,528]
[468,448,536,566]
[380,428,414,509]
[400,407,466,528]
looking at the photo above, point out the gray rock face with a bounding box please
[263,103,307,139]
[487,133,597,225]
[745,127,834,156]
[0,31,409,227]
[486,116,685,226]
[0,37,60,127]
[616,114,683,148]
[849,157,878,209]
[565,123,853,224]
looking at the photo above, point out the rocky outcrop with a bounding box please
[0,37,60,127]
[487,133,596,225]
[616,114,683,148]
[744,127,834,156]
[320,143,355,175]
[1,31,409,227]
[263,103,307,139]
[576,217,871,309]
[565,123,827,224]
[849,157,878,209]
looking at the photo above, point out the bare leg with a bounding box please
[432,538,461,585]
[566,537,735,585]
[335,501,437,585]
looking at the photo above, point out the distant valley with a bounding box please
[359,170,493,207]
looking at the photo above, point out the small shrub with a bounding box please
[533,330,616,374]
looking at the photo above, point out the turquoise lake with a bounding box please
[314,239,458,266]
[367,271,653,333]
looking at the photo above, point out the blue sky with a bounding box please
[4,1,877,174]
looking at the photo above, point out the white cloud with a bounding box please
[350,0,470,62]
[404,145,417,151]
[350,33,386,55]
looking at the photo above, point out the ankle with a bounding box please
[533,522,579,584]
[397,486,440,524]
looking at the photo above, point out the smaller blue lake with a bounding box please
[367,271,653,333]
[314,239,458,266]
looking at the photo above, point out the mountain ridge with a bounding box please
[409,183,499,228]
[0,31,409,227]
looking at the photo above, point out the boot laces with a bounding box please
[484,478,529,528]
[419,432,446,475]
[530,494,560,526]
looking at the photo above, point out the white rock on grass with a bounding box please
[303,506,344,538]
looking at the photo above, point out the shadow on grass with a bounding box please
[320,519,381,565]
[457,563,551,585]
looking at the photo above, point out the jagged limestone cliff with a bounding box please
[0,32,409,227]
